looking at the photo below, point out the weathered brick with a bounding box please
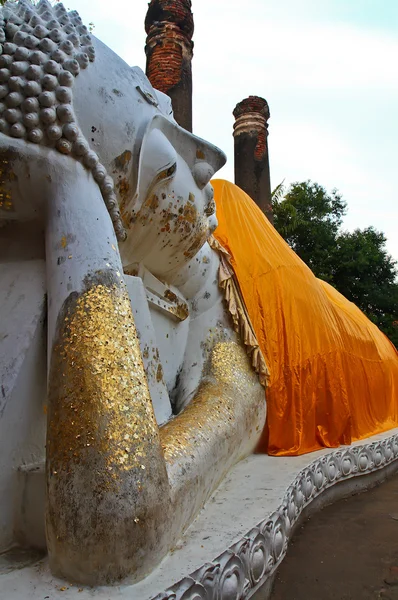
[145,0,193,131]
[233,96,273,223]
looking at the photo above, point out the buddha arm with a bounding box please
[160,338,266,542]
[44,163,171,585]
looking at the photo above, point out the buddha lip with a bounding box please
[204,200,216,217]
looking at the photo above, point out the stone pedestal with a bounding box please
[3,428,398,599]
[145,0,194,132]
[233,96,273,223]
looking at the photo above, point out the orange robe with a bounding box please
[212,179,398,456]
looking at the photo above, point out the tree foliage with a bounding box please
[272,181,398,348]
[273,181,347,282]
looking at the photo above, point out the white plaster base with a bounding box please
[2,428,398,600]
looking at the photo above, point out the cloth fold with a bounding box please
[209,234,269,388]
[212,179,398,456]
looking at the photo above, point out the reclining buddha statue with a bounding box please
[2,0,398,590]
[0,0,267,585]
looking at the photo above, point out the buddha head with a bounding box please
[0,0,226,277]
[73,41,226,278]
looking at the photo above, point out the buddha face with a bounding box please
[119,116,224,277]
[72,39,225,277]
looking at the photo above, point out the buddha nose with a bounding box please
[192,161,215,189]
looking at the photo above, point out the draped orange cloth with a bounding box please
[212,179,398,456]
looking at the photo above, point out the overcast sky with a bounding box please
[71,0,398,261]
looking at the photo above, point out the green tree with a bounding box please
[332,227,398,347]
[273,181,347,282]
[272,181,398,347]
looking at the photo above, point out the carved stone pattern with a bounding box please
[152,434,398,600]
[0,0,126,240]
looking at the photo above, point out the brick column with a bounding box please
[233,96,273,223]
[145,0,194,132]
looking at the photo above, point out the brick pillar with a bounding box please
[145,0,194,132]
[233,96,273,223]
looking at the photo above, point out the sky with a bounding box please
[70,0,398,261]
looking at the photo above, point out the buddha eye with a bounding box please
[151,162,177,189]
[166,163,177,178]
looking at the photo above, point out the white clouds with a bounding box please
[194,5,398,93]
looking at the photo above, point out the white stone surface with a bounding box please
[0,260,46,408]
[124,274,172,425]
[2,428,398,600]
[15,463,46,551]
[0,260,46,552]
